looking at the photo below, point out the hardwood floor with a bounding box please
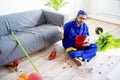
[0,19,120,80]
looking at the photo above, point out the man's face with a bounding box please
[76,14,87,25]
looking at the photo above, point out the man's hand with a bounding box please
[82,37,90,47]
[82,42,90,47]
[57,26,64,39]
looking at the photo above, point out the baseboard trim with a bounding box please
[88,14,120,25]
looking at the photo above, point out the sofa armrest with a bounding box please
[42,10,64,26]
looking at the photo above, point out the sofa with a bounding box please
[0,9,64,66]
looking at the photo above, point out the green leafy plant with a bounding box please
[95,27,120,52]
[44,0,69,11]
[96,32,120,52]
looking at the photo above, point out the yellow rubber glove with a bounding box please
[65,47,77,53]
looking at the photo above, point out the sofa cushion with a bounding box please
[0,24,60,65]
[43,10,64,26]
[0,17,9,37]
[37,11,47,25]
[0,10,46,37]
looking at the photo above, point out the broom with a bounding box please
[11,32,44,80]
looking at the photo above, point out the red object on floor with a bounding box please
[28,72,43,80]
[13,60,19,67]
[48,48,57,60]
[5,59,19,72]
[13,60,19,71]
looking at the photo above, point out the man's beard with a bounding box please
[77,20,83,25]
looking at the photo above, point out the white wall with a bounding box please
[1,0,119,24]
[87,0,120,24]
[60,0,89,21]
[75,0,89,15]
[0,0,88,20]
[0,0,73,15]
[0,0,47,15]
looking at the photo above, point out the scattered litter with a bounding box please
[107,64,110,67]
[100,63,103,66]
[62,67,65,69]
[99,72,102,74]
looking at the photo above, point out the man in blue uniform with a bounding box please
[58,10,98,66]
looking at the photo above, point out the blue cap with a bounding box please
[77,10,87,16]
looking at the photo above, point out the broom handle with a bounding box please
[11,32,39,72]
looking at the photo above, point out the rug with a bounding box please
[71,53,120,80]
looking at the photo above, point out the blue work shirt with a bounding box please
[62,19,89,49]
